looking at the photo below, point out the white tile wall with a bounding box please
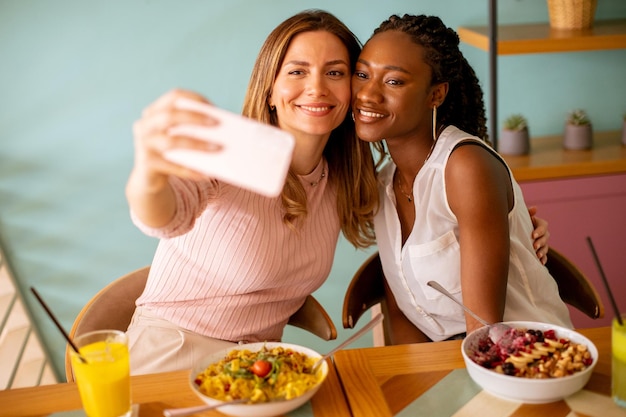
[0,251,57,389]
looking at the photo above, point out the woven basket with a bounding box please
[547,0,598,29]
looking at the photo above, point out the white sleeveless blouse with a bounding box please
[375,126,573,341]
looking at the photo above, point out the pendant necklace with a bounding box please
[395,134,440,203]
[396,175,414,202]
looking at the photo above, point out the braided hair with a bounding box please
[374,14,489,143]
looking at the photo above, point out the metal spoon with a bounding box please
[311,312,383,373]
[163,398,248,417]
[426,281,510,342]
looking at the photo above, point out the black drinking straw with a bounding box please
[586,236,623,326]
[30,287,87,362]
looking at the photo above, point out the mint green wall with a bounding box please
[2,0,625,379]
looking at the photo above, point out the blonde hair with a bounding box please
[242,9,379,248]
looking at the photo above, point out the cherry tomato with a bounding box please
[250,360,272,378]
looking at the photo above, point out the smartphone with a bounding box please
[165,98,295,197]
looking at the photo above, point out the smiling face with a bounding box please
[352,30,443,144]
[268,30,352,144]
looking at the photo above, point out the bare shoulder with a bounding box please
[446,141,503,180]
[445,141,512,214]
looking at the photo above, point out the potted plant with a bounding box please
[499,114,530,155]
[563,109,592,150]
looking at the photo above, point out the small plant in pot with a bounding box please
[563,109,592,150]
[499,114,530,155]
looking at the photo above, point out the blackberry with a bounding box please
[502,362,516,376]
[527,329,544,342]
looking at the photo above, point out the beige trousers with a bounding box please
[126,306,237,375]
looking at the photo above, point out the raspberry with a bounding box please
[544,329,556,340]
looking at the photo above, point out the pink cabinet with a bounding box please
[519,173,626,329]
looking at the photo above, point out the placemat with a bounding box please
[48,404,140,417]
[396,369,625,417]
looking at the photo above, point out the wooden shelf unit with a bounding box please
[458,18,626,54]
[503,130,626,182]
[458,3,626,149]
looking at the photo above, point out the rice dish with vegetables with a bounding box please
[193,345,322,403]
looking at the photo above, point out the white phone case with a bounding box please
[165,98,295,197]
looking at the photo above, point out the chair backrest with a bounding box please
[545,247,605,320]
[342,248,605,346]
[287,294,337,342]
[64,266,150,381]
[342,252,393,346]
[65,266,336,381]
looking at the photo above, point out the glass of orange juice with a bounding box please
[614,315,626,408]
[70,330,132,417]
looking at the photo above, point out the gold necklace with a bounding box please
[394,135,440,203]
[396,175,413,202]
[309,168,326,187]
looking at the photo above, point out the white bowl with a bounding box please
[189,342,328,417]
[461,321,597,403]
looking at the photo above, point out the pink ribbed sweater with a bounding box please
[132,161,339,342]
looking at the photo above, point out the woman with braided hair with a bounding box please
[352,14,572,344]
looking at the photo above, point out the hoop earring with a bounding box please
[432,105,438,141]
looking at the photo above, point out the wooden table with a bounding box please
[334,327,623,417]
[0,359,350,417]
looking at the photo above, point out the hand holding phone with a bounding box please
[165,98,295,197]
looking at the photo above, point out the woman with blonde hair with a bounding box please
[125,10,378,375]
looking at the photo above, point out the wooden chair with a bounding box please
[545,247,604,320]
[342,248,605,345]
[342,252,394,346]
[65,266,337,381]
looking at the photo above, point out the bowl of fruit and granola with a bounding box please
[461,321,597,403]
